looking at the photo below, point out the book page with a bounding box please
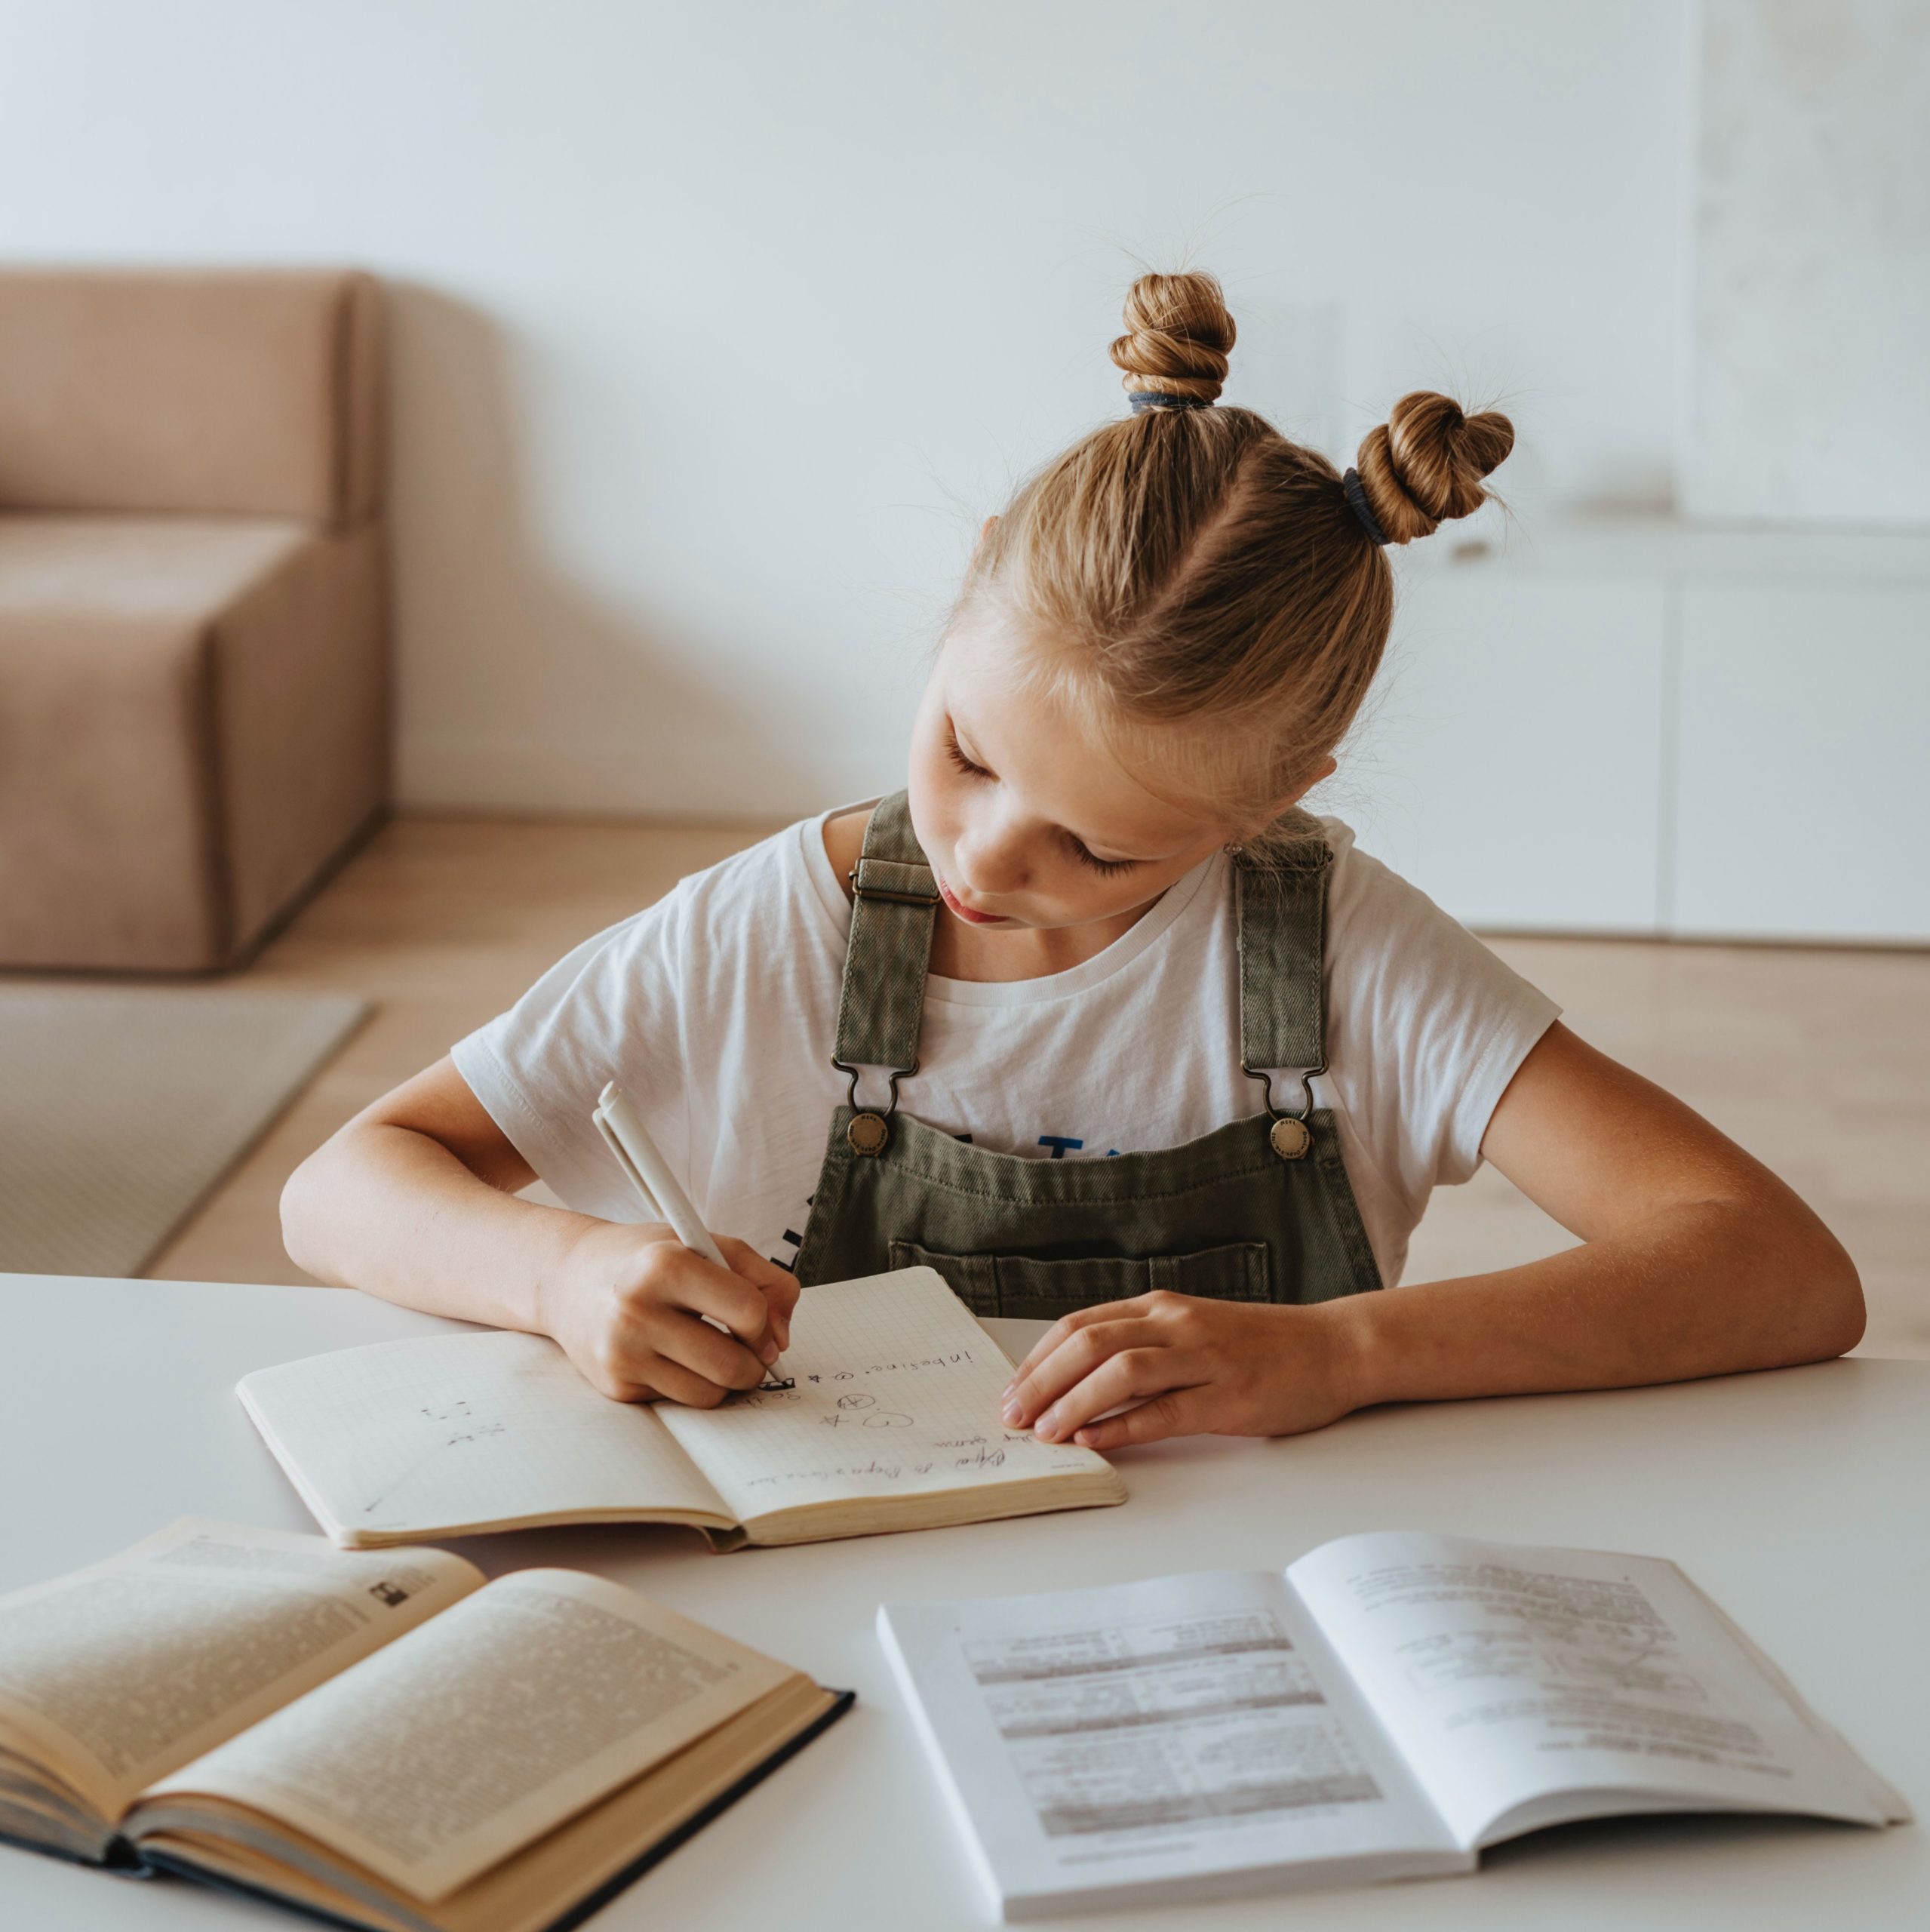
[879,1570,1460,1918]
[238,1330,731,1544]
[145,1570,798,1903]
[1288,1531,1904,1849]
[660,1267,1114,1523]
[0,1519,477,1817]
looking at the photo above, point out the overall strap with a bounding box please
[1234,810,1333,1091]
[832,790,939,1077]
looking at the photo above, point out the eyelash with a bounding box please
[943,725,1139,878]
[1071,844,1138,878]
[943,727,990,780]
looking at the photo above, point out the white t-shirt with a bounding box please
[453,805,1560,1290]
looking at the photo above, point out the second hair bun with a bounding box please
[1356,392,1514,544]
[1110,272,1236,404]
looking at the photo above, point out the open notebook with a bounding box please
[239,1267,1124,1549]
[0,1518,849,1932]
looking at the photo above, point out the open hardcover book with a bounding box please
[0,1518,850,1932]
[238,1267,1123,1549]
[880,1529,1910,1921]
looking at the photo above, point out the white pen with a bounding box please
[592,1080,792,1389]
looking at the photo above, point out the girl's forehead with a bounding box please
[939,616,1222,851]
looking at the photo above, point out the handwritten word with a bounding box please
[800,1351,975,1385]
[740,1458,939,1491]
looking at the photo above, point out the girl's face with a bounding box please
[906,606,1240,935]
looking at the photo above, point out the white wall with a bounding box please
[0,1,1693,822]
[1687,0,1930,523]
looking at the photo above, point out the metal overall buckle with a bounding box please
[1243,1060,1323,1162]
[831,1057,917,1157]
[835,855,934,1155]
[845,863,939,908]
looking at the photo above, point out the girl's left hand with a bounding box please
[1000,1292,1364,1450]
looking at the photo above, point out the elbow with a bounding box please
[1779,1216,1865,1364]
[1812,1234,1866,1361]
[1707,1184,1864,1371]
[279,1142,335,1282]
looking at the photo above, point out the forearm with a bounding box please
[281,1123,598,1333]
[1335,1192,1865,1411]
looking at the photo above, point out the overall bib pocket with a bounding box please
[888,1239,1271,1321]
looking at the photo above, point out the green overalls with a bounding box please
[792,792,1384,1317]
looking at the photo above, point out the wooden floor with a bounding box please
[151,817,1930,1360]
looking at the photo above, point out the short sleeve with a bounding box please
[1321,832,1560,1221]
[450,885,694,1221]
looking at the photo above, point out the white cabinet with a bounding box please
[1340,523,1930,943]
[1342,571,1667,933]
[1673,583,1930,942]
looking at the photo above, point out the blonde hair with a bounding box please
[960,271,1514,844]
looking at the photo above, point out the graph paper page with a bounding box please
[659,1267,1111,1523]
[240,1331,727,1540]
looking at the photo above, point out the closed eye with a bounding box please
[944,724,992,780]
[946,721,1139,875]
[1068,839,1138,877]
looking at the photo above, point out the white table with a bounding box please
[2,1275,1923,1929]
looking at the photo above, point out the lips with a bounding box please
[936,875,1009,925]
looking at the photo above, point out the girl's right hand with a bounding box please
[536,1219,799,1405]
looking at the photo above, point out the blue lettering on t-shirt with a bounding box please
[1037,1135,1084,1158]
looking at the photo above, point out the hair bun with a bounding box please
[1354,392,1514,544]
[1109,271,1236,404]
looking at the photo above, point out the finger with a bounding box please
[1007,1297,1151,1387]
[1007,1315,1080,1389]
[635,1304,772,1393]
[1031,1349,1204,1442]
[611,1352,733,1410]
[717,1237,801,1350]
[582,1328,732,1408]
[662,1255,783,1363]
[1069,1387,1215,1451]
[1003,1319,1163,1427]
[724,1269,799,1361]
[764,1272,801,1352]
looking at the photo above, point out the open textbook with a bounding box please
[0,1518,849,1932]
[239,1267,1123,1550]
[880,1529,1909,1920]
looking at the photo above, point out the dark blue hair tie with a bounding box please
[1128,392,1211,414]
[1341,467,1391,546]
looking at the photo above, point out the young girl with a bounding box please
[284,272,1863,1454]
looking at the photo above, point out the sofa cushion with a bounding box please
[0,515,333,970]
[0,270,381,526]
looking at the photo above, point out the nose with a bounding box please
[953,813,1031,897]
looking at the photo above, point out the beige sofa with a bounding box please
[0,269,388,971]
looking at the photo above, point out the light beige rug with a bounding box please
[0,985,367,1277]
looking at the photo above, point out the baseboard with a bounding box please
[395,738,850,823]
